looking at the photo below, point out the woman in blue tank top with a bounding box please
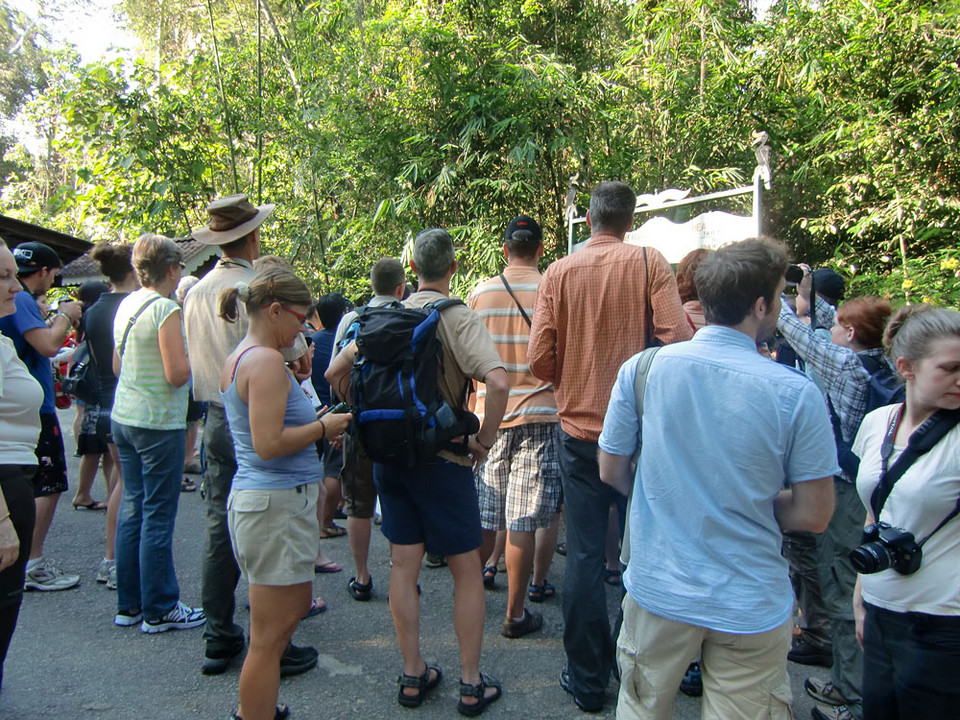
[218,268,352,720]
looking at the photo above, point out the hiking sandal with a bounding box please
[229,703,290,720]
[348,576,373,601]
[397,661,442,708]
[528,580,555,603]
[457,672,502,717]
[482,566,497,588]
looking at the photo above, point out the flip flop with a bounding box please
[314,560,343,574]
[72,500,108,511]
[304,597,327,618]
[180,477,198,492]
[319,524,347,539]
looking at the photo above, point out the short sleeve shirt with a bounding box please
[854,406,960,616]
[0,290,55,413]
[0,332,43,464]
[600,326,839,633]
[111,288,189,430]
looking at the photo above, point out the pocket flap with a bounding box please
[233,492,270,513]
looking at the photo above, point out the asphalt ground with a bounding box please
[1,409,830,719]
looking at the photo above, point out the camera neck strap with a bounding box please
[871,404,960,521]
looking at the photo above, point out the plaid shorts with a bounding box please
[477,422,561,533]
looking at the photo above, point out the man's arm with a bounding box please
[774,476,835,533]
[325,341,357,402]
[599,450,632,496]
[470,367,508,455]
[647,250,694,345]
[527,272,557,383]
[22,300,82,357]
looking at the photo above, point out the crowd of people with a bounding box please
[0,180,957,720]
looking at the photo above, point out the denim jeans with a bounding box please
[112,420,185,619]
[862,603,960,720]
[559,429,626,702]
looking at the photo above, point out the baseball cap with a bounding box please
[505,215,542,242]
[812,268,846,303]
[13,242,62,274]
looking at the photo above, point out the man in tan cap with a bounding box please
[184,195,318,676]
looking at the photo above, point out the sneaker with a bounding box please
[24,559,81,592]
[788,636,833,667]
[202,639,246,675]
[500,608,543,639]
[812,705,854,720]
[279,643,318,677]
[559,665,603,713]
[96,558,115,584]
[805,678,851,706]
[679,661,703,697]
[114,609,142,627]
[141,601,206,634]
[106,564,117,590]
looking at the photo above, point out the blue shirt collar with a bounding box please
[693,324,758,351]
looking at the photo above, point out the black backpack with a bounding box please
[349,298,480,467]
[830,353,905,478]
[62,341,99,405]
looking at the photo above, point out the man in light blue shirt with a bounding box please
[598,238,838,720]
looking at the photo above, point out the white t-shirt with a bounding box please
[0,333,43,465]
[853,405,960,616]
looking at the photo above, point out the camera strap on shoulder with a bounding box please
[498,273,532,328]
[871,404,960,523]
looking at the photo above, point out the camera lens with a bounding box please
[849,542,893,574]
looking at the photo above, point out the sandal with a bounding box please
[181,477,198,493]
[556,542,567,556]
[528,580,555,603]
[314,560,342,574]
[348,576,373,601]
[397,661,442,708]
[482,565,497,588]
[72,499,108,510]
[319,524,346,539]
[457,672,502,717]
[604,567,622,586]
[230,703,290,720]
[303,597,327,618]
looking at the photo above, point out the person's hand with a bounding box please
[467,435,491,473]
[0,517,19,573]
[320,412,352,443]
[797,263,813,302]
[853,579,866,648]
[292,353,312,382]
[58,300,83,325]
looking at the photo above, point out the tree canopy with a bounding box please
[1,0,958,304]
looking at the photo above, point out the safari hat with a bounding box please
[193,194,275,246]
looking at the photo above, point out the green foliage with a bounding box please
[1,0,958,308]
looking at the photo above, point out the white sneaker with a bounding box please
[114,609,142,627]
[106,564,117,590]
[96,558,115,584]
[24,559,81,591]
[141,601,206,634]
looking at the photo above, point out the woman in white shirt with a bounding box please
[852,305,960,720]
[0,243,43,691]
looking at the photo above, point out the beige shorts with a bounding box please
[227,483,319,586]
[616,596,794,720]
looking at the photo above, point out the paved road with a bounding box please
[0,409,829,719]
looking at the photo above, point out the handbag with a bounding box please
[62,341,99,405]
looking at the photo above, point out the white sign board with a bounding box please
[624,211,759,264]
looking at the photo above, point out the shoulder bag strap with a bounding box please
[621,346,662,566]
[118,295,161,359]
[498,273,532,328]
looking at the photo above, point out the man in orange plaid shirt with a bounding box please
[528,180,693,712]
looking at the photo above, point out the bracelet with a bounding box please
[319,420,327,441]
[476,436,492,451]
[56,311,73,325]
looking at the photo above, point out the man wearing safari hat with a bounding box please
[184,194,318,677]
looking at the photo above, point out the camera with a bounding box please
[849,522,923,575]
[785,264,805,285]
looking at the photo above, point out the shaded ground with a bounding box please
[0,409,829,719]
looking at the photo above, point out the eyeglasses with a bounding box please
[262,303,306,323]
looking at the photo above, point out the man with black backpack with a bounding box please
[326,228,509,716]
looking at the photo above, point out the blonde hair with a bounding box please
[218,268,311,323]
[884,305,960,363]
[131,234,182,287]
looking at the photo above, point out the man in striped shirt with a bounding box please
[468,215,561,640]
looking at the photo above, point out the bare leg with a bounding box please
[312,481,336,567]
[72,453,101,506]
[447,548,498,707]
[348,516,371,585]
[183,422,199,470]
[30,494,59,560]
[504,529,535,619]
[237,582,310,720]
[532,512,560,586]
[321,475,342,529]
[389,542,426,699]
[101,450,118,498]
[480,529,498,568]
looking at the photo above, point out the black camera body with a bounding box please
[849,522,923,576]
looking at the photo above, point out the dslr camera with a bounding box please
[849,522,922,576]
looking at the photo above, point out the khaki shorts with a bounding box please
[616,596,794,720]
[227,483,319,586]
